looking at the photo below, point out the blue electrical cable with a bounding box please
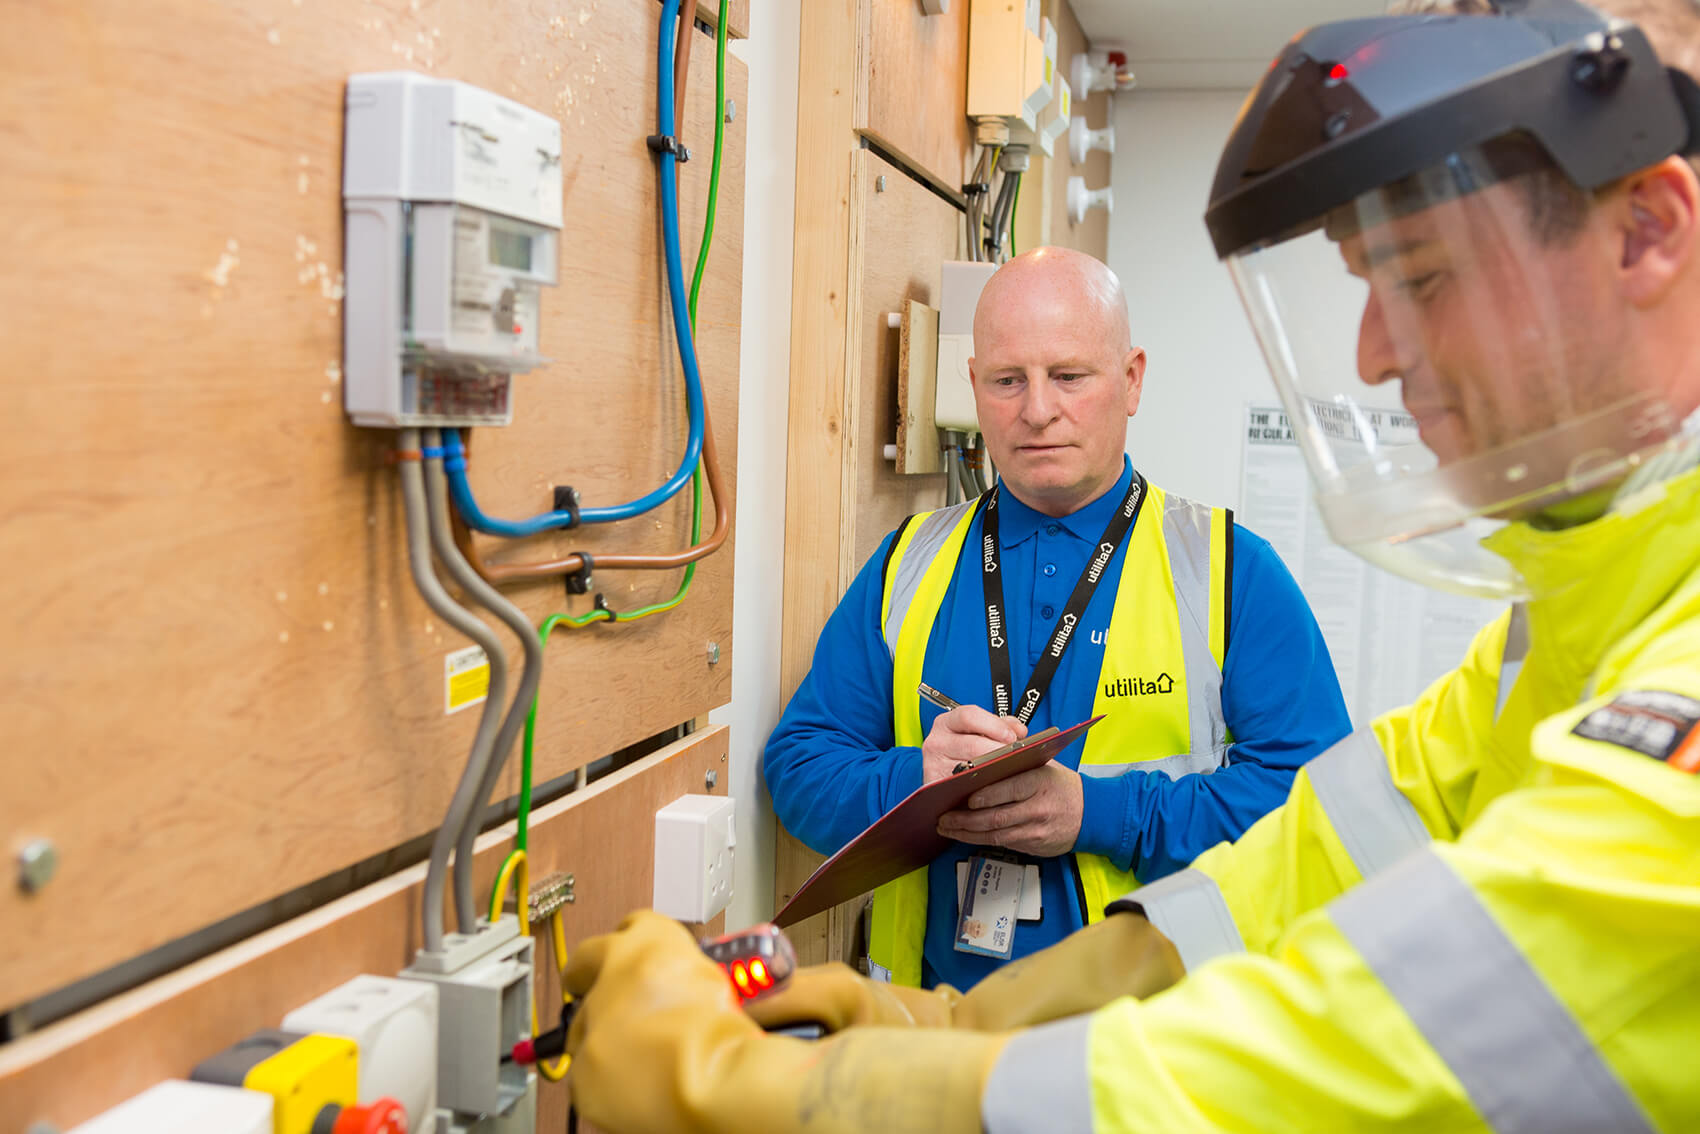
[445,0,705,538]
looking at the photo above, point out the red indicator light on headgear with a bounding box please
[731,961,753,996]
[749,958,771,988]
[1328,63,1349,82]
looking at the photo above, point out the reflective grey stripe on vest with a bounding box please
[882,499,979,656]
[1494,602,1529,723]
[982,1013,1095,1134]
[1305,727,1431,882]
[1119,867,1245,970]
[1162,494,1228,757]
[1081,748,1225,781]
[1332,852,1654,1134]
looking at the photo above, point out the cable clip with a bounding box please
[962,180,990,198]
[387,449,424,464]
[646,134,692,162]
[551,485,583,529]
[592,594,617,621]
[565,552,595,596]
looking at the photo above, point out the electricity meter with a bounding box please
[342,72,563,428]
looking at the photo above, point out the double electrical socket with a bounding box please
[653,794,736,923]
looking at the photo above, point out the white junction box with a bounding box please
[283,975,439,1128]
[934,261,998,433]
[400,916,535,1124]
[68,1080,272,1134]
[343,72,563,428]
[653,793,737,923]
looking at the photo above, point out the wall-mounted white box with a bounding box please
[653,794,737,923]
[68,1080,272,1134]
[283,974,439,1128]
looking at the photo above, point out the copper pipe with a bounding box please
[450,395,730,584]
[445,7,725,588]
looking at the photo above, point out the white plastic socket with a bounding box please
[1067,177,1114,226]
[283,975,439,1128]
[68,1080,272,1134]
[1071,50,1127,97]
[1069,116,1116,166]
[652,794,737,923]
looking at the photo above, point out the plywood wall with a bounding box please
[861,0,975,197]
[0,0,746,1015]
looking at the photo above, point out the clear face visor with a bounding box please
[1227,142,1681,599]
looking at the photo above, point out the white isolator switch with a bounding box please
[283,974,439,1127]
[653,793,737,922]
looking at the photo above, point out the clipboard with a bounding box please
[773,715,1101,927]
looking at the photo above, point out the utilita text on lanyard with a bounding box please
[979,473,1148,724]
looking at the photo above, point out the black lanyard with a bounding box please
[979,473,1148,724]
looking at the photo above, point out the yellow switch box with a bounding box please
[245,1034,358,1134]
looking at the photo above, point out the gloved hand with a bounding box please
[564,911,1010,1134]
[745,910,1184,1034]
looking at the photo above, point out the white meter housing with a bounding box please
[343,72,563,428]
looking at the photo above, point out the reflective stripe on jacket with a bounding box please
[980,465,1700,1131]
[869,482,1230,986]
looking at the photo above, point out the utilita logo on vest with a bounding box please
[1104,673,1176,698]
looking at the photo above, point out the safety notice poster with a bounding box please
[1239,404,1504,726]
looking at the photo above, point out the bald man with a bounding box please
[765,248,1349,989]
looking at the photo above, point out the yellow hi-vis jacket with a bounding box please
[980,466,1700,1132]
[870,481,1230,987]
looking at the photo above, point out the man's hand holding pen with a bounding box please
[917,683,1027,786]
[919,682,1084,857]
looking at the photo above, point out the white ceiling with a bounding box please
[1072,0,1388,89]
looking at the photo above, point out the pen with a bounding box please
[918,681,963,712]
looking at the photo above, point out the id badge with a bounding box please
[956,860,1042,922]
[954,854,1023,960]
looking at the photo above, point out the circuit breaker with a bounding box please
[342,72,563,428]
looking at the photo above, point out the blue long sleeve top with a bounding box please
[764,459,1351,990]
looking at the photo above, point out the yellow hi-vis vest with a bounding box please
[869,481,1231,986]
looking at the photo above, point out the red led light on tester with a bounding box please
[1328,63,1349,81]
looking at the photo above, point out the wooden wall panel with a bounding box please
[776,0,864,968]
[847,151,962,572]
[0,728,730,1133]
[0,2,745,1011]
[860,0,974,198]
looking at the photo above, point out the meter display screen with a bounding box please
[488,227,533,272]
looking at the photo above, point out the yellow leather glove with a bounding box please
[564,911,1011,1134]
[745,911,1184,1034]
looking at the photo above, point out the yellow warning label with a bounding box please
[445,645,490,715]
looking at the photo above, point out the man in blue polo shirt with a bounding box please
[765,246,1349,989]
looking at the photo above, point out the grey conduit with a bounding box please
[421,430,546,928]
[399,428,511,953]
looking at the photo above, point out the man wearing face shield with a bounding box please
[555,2,1700,1130]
